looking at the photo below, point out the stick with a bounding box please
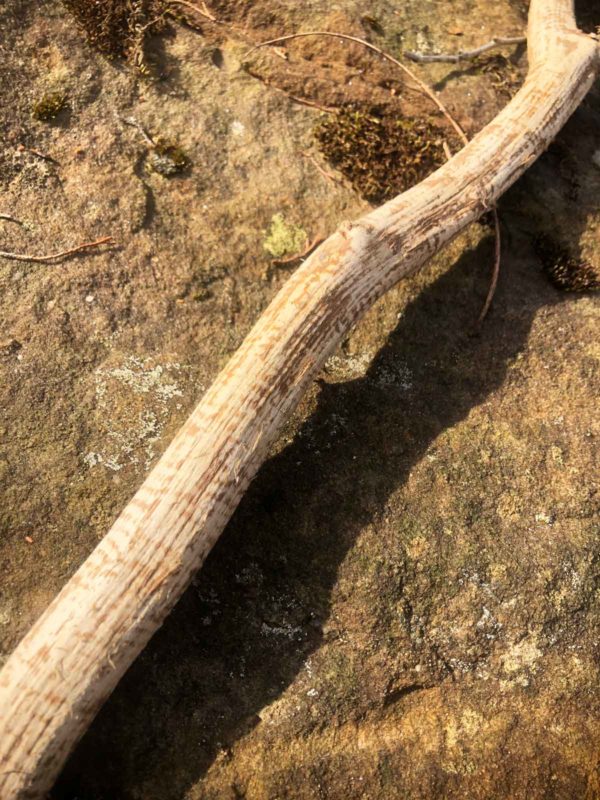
[405,35,526,63]
[0,4,597,798]
[0,214,23,225]
[0,237,115,264]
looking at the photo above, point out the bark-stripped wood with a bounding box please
[0,2,598,797]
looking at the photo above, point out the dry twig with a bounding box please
[0,213,23,226]
[271,235,325,267]
[0,236,115,264]
[477,210,502,324]
[405,35,526,63]
[301,151,342,185]
[119,115,156,146]
[17,144,60,166]
[168,0,218,23]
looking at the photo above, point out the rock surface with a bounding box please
[0,1,598,798]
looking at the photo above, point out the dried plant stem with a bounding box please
[405,35,526,63]
[168,0,218,23]
[478,210,502,324]
[271,235,325,267]
[0,214,23,225]
[0,237,115,264]
[301,151,342,185]
[0,3,597,798]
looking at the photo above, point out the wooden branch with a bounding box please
[0,2,597,797]
[405,35,526,63]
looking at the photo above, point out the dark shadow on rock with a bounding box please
[52,220,561,800]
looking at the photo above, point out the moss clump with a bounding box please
[31,91,68,121]
[147,137,190,176]
[472,54,522,99]
[263,214,307,259]
[62,0,167,61]
[535,235,599,292]
[315,105,448,204]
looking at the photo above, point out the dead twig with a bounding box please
[119,115,156,146]
[243,66,338,113]
[271,235,325,267]
[0,213,23,225]
[245,31,469,144]
[477,210,502,324]
[17,144,60,166]
[0,236,115,264]
[168,0,218,23]
[405,35,526,63]
[301,151,342,185]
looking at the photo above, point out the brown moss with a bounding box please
[314,105,449,204]
[61,0,167,61]
[535,235,600,292]
[31,91,68,121]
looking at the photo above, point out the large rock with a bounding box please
[0,1,598,798]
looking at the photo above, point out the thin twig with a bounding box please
[477,209,502,324]
[243,67,338,113]
[119,115,156,146]
[0,236,115,264]
[301,151,342,185]
[168,0,218,23]
[284,93,337,114]
[17,145,60,166]
[271,235,325,267]
[245,31,469,144]
[0,214,23,226]
[405,35,526,63]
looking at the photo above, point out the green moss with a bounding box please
[263,213,307,259]
[315,105,449,204]
[147,137,191,177]
[535,235,599,292]
[31,91,68,121]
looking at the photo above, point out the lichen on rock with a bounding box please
[263,213,308,259]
